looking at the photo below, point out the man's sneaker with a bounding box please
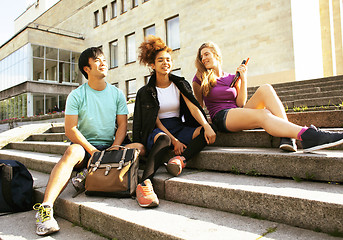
[279,138,297,152]
[300,125,343,152]
[136,179,159,208]
[71,168,88,192]
[166,156,186,177]
[33,203,60,236]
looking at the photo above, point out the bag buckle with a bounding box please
[104,165,111,176]
[92,160,101,172]
[117,159,124,170]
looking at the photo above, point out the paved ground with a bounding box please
[0,118,64,134]
[0,210,109,240]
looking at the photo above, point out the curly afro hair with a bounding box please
[138,35,172,66]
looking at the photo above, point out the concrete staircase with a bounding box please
[248,75,343,111]
[0,76,343,239]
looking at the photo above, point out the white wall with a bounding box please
[291,0,323,80]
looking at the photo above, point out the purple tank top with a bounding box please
[193,73,238,119]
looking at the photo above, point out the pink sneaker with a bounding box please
[136,179,159,208]
[166,156,186,177]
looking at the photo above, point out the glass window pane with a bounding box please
[144,25,155,37]
[110,40,118,68]
[102,6,108,23]
[94,10,99,27]
[46,47,58,60]
[132,0,138,8]
[33,58,44,81]
[45,60,58,81]
[166,16,180,50]
[59,62,70,83]
[59,49,70,62]
[111,1,117,18]
[126,79,136,100]
[126,34,136,63]
[121,0,127,13]
[32,45,44,58]
[71,63,82,84]
[172,68,182,77]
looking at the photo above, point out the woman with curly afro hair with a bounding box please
[133,36,217,208]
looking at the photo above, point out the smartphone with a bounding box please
[230,58,249,87]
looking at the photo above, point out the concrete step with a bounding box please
[0,210,107,240]
[283,96,343,109]
[248,75,343,94]
[164,171,343,235]
[189,147,343,182]
[279,89,343,102]
[20,128,343,151]
[214,128,343,150]
[28,132,69,142]
[286,110,343,128]
[2,142,343,185]
[6,141,68,155]
[248,85,343,101]
[0,148,60,173]
[30,170,341,240]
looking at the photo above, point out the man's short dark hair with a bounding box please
[78,47,104,79]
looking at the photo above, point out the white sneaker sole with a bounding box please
[279,144,297,152]
[303,138,343,152]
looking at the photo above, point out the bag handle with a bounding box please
[106,145,127,151]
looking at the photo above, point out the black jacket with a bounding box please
[132,73,208,147]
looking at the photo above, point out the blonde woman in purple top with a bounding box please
[193,42,343,152]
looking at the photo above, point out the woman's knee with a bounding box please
[255,109,272,124]
[127,142,146,156]
[154,133,171,145]
[257,84,275,96]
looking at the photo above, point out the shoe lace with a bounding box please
[33,203,52,223]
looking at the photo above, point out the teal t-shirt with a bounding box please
[65,82,128,145]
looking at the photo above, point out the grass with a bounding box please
[256,227,277,240]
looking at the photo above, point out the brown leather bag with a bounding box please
[85,146,140,197]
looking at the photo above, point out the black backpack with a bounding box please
[0,160,34,213]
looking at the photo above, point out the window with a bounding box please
[121,0,127,13]
[166,15,180,50]
[126,79,136,100]
[132,0,138,8]
[126,33,136,63]
[144,75,150,85]
[94,10,100,27]
[102,6,108,23]
[171,68,182,77]
[144,25,155,37]
[109,40,118,68]
[111,1,117,18]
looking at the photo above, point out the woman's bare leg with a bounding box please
[225,108,302,138]
[244,84,287,120]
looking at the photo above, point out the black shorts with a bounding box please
[212,109,232,133]
[72,144,111,171]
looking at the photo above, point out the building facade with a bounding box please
[0,0,342,120]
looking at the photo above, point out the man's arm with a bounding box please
[111,114,128,147]
[64,115,98,155]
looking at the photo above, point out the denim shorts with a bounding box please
[71,143,111,170]
[212,109,232,133]
[146,117,196,151]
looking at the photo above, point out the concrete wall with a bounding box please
[28,0,297,89]
[4,0,343,92]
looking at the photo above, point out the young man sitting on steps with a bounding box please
[33,47,144,236]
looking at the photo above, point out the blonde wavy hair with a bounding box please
[195,42,222,96]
